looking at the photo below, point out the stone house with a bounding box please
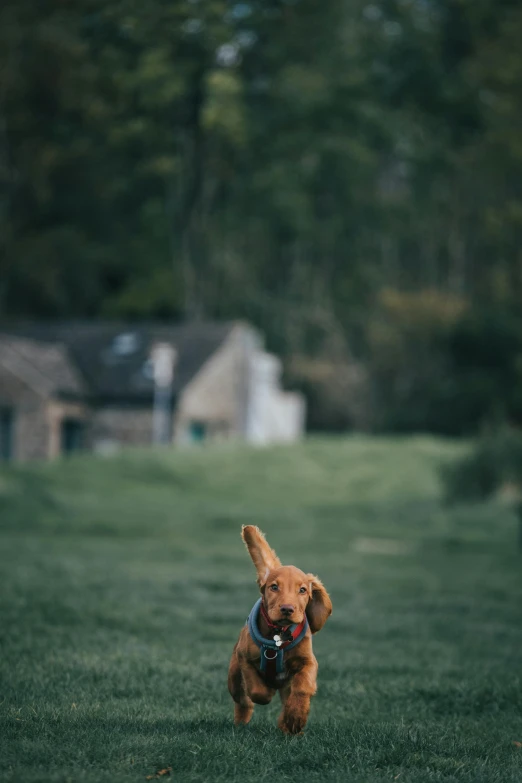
[0,321,305,462]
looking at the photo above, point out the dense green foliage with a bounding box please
[1,438,522,782]
[370,298,522,435]
[442,427,522,501]
[2,1,522,431]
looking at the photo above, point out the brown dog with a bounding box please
[228,525,332,734]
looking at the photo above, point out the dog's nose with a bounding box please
[280,604,295,616]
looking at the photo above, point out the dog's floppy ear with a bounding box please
[241,525,281,587]
[306,575,332,633]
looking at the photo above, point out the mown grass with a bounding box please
[1,436,521,782]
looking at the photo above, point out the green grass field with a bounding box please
[1,437,522,782]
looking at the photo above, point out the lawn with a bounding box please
[1,436,522,782]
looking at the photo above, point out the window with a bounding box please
[61,418,85,455]
[111,332,140,357]
[0,409,14,462]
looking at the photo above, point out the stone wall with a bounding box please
[15,404,52,461]
[89,406,155,451]
[0,365,50,461]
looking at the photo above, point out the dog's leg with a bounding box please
[277,661,318,735]
[278,682,291,707]
[241,661,275,705]
[228,649,254,725]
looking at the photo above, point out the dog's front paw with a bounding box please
[234,704,254,725]
[278,710,306,735]
[278,692,312,735]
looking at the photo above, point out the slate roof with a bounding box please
[0,321,235,402]
[0,335,85,398]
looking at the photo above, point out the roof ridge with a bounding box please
[0,335,83,396]
[0,320,246,400]
[0,338,55,396]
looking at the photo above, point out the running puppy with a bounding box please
[228,525,332,734]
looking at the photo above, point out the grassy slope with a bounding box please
[1,436,521,783]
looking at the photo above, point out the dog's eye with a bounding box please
[299,587,307,594]
[270,584,279,592]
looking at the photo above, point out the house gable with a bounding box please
[174,323,261,441]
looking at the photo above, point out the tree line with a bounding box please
[1,0,522,432]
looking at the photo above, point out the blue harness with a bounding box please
[247,597,309,678]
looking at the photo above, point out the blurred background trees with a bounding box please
[1,0,522,433]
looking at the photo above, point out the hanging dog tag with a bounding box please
[273,635,283,647]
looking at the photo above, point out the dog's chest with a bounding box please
[255,652,303,688]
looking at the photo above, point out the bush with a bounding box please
[441,428,522,502]
[368,297,522,436]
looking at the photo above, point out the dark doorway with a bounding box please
[189,421,207,442]
[0,409,14,462]
[61,418,85,455]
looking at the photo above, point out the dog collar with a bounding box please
[246,597,308,679]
